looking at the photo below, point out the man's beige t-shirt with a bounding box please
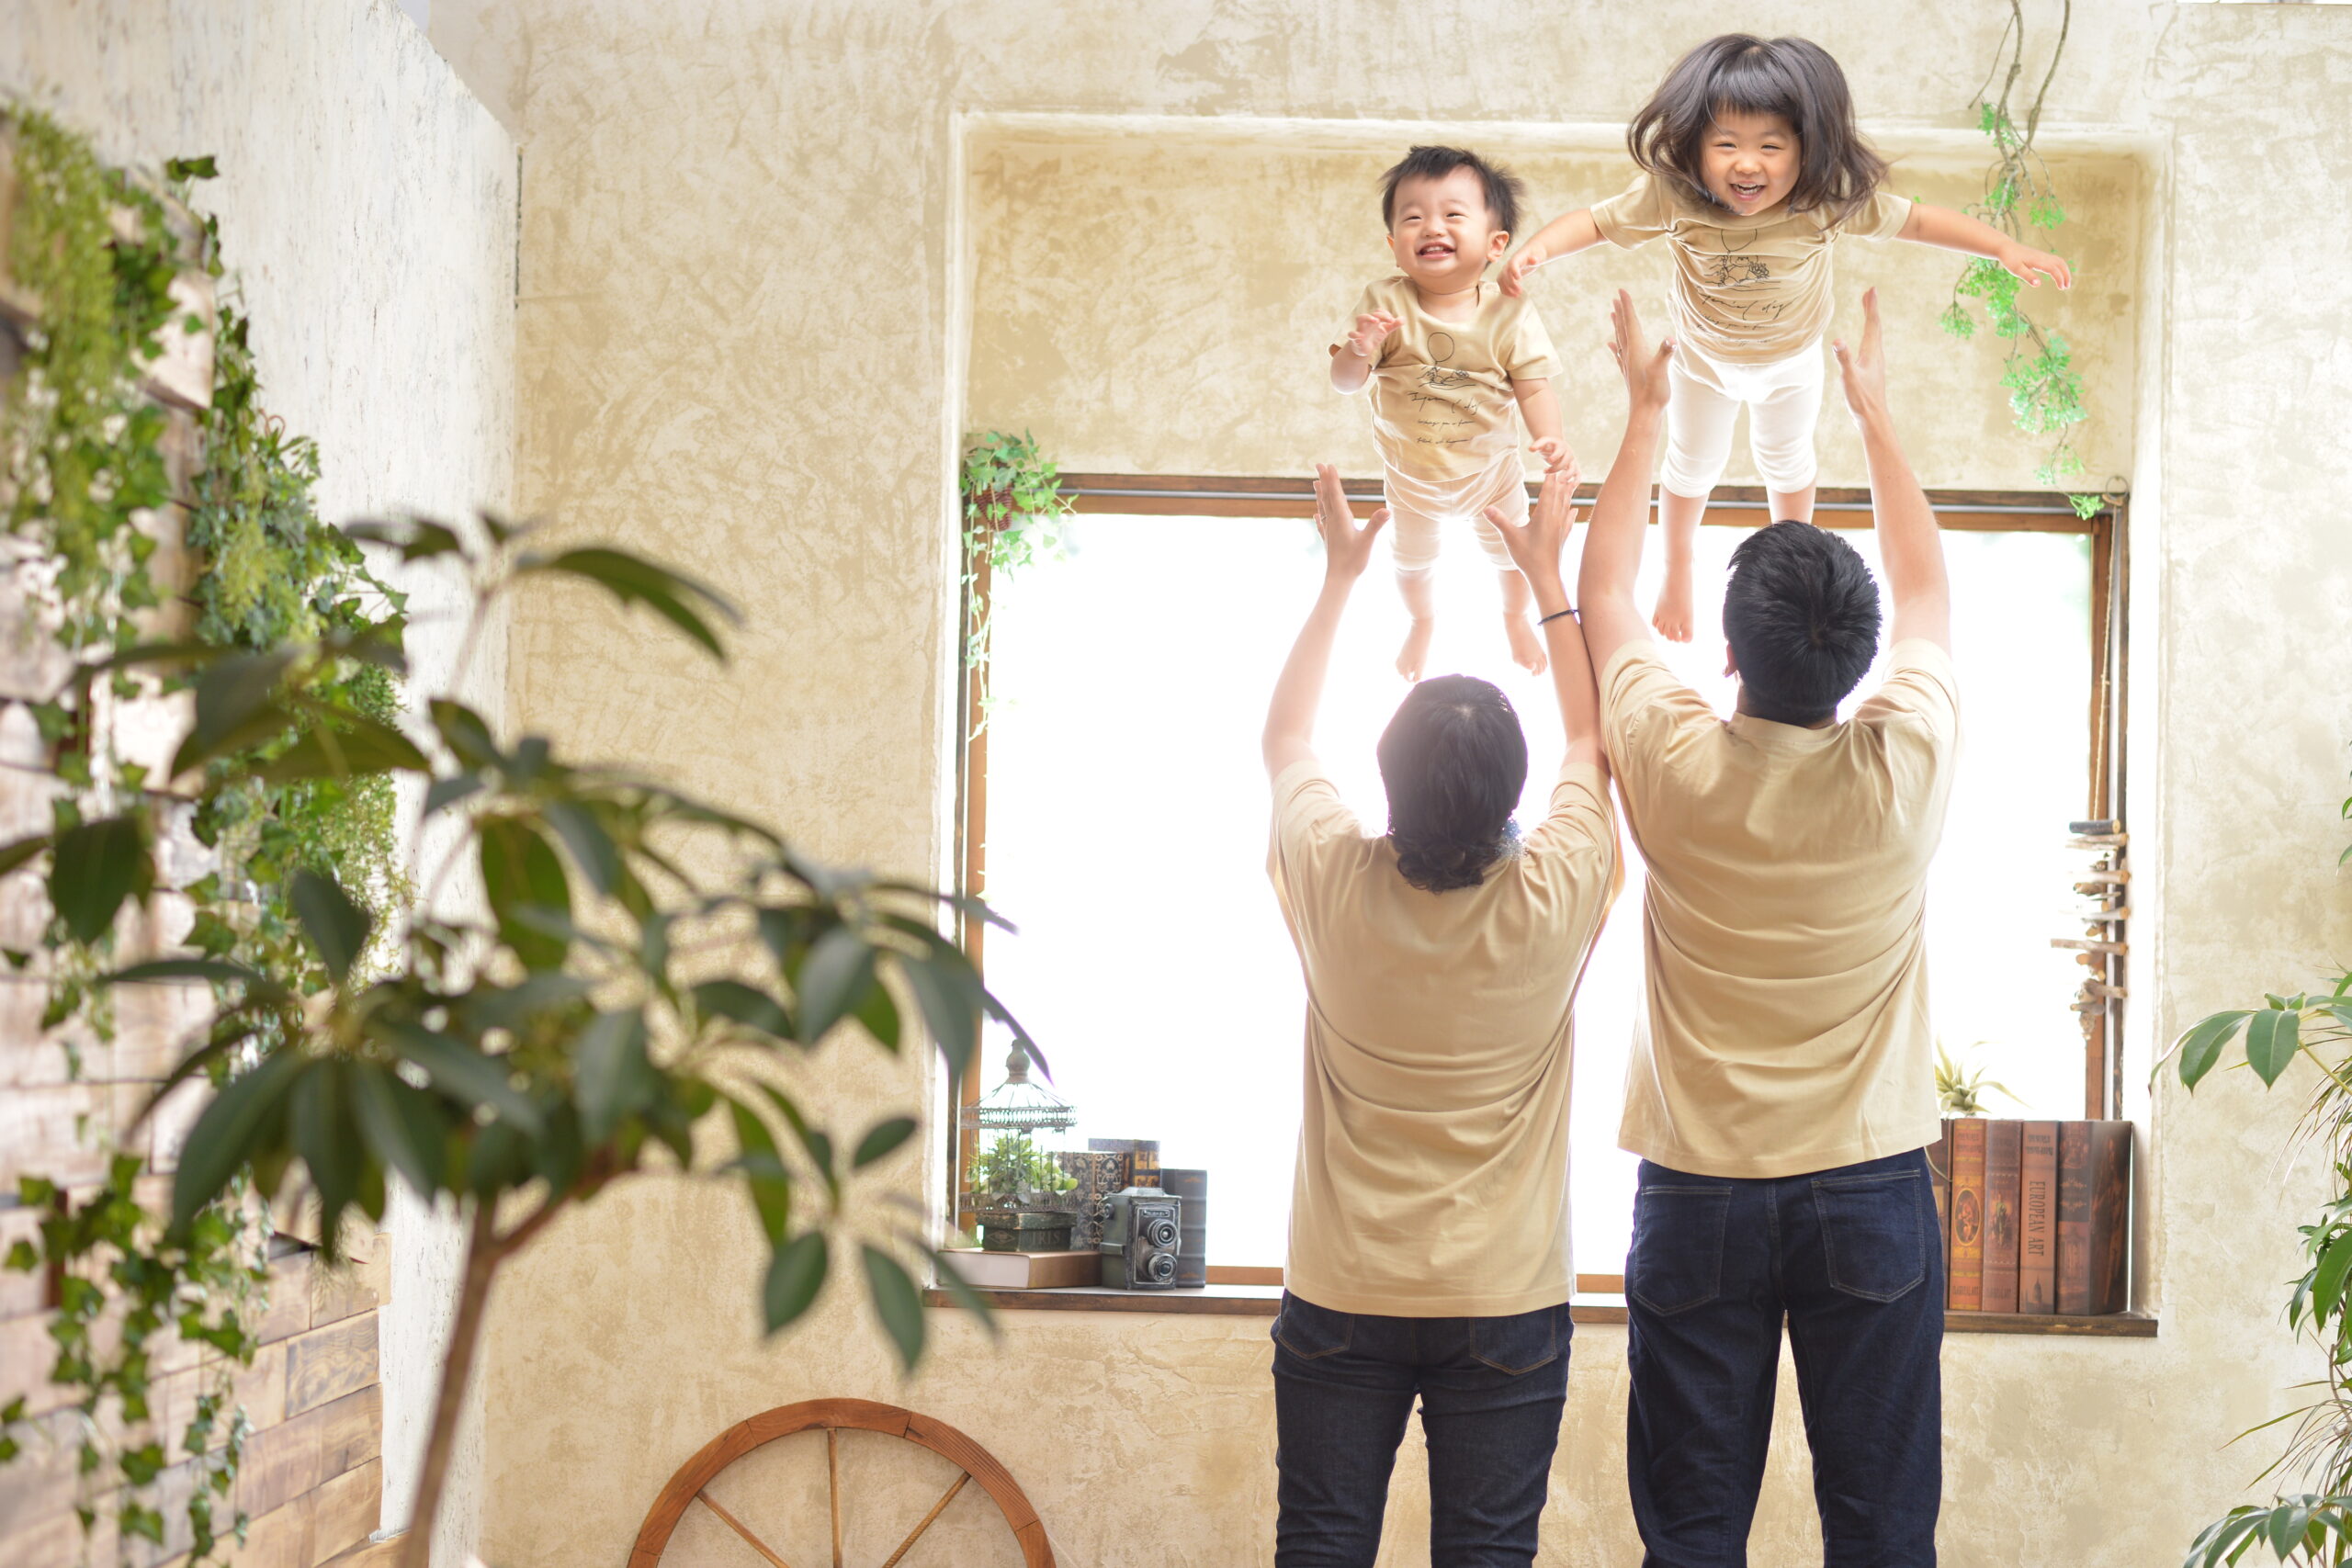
[1601,640,1959,1179]
[1336,276,1563,482]
[1590,175,1914,365]
[1269,760,1618,1316]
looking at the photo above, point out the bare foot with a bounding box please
[1396,617,1436,682]
[1651,568,1695,643]
[1503,613,1548,676]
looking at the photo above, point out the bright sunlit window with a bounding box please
[970,499,2098,1275]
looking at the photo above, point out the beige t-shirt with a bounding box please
[1601,640,1959,1179]
[1591,175,1914,365]
[1268,759,1619,1316]
[1336,275,1563,481]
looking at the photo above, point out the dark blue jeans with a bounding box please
[1626,1149,1943,1568]
[1272,1292,1572,1567]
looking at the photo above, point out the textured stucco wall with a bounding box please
[3,3,517,1562]
[424,3,2352,1564]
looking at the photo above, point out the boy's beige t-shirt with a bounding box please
[1336,275,1563,482]
[1601,639,1959,1179]
[1590,174,1914,365]
[1268,759,1619,1316]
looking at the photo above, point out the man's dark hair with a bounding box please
[1376,675,1529,893]
[1379,145,1523,241]
[1627,34,1890,224]
[1723,522,1882,725]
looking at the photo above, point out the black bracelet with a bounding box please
[1537,606,1577,626]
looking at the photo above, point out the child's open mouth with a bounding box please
[1416,242,1455,260]
[1727,180,1768,203]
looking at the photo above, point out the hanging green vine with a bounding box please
[958,430,1072,732]
[1937,0,2105,517]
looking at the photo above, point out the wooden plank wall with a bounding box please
[0,161,398,1568]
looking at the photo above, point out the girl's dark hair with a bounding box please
[1627,35,1889,223]
[1375,675,1529,893]
[1379,145,1523,241]
[1723,521,1882,724]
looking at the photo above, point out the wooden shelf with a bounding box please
[922,1285,2157,1336]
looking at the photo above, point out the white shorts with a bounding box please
[1383,454,1528,575]
[1661,339,1826,500]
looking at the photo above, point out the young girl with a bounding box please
[1502,33,2070,641]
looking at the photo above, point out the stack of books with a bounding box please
[1928,1119,2132,1314]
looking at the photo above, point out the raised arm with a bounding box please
[1329,310,1400,394]
[1897,201,2071,289]
[1486,464,1605,773]
[1499,208,1606,298]
[1573,291,1675,672]
[1263,465,1390,777]
[1834,289,1950,651]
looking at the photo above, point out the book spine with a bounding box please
[2019,1121,2059,1313]
[1981,1121,2022,1314]
[2057,1120,2094,1314]
[2086,1121,2133,1314]
[1948,1117,1987,1311]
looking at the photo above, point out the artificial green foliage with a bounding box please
[1934,1043,2020,1117]
[961,429,1072,575]
[1939,1,2104,510]
[2175,764,2352,1566]
[969,1131,1075,1201]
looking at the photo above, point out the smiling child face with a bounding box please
[1385,165,1509,292]
[1701,107,1800,216]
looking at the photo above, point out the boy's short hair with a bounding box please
[1377,674,1529,893]
[1379,145,1523,240]
[1723,522,1882,725]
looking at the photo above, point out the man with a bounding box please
[1577,288,1957,1567]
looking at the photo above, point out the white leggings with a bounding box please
[1660,338,1826,500]
[1384,453,1527,576]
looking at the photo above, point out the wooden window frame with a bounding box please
[949,475,2132,1284]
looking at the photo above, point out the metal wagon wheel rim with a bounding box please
[629,1397,1054,1568]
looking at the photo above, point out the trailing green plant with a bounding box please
[958,431,1073,732]
[1938,0,2103,515]
[968,1132,1075,1201]
[2176,763,2352,1567]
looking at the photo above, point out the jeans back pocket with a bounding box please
[1469,1303,1567,1375]
[1273,1292,1356,1360]
[1628,1182,1732,1316]
[1812,1169,1928,1303]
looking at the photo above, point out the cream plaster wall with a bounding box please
[423,3,2352,1564]
[4,3,517,1562]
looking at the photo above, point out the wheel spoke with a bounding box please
[877,1472,970,1568]
[828,1427,843,1568]
[695,1489,796,1568]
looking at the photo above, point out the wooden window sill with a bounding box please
[921,1285,2156,1337]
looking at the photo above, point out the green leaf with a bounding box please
[480,819,571,972]
[795,925,876,1045]
[424,774,487,818]
[171,1049,305,1231]
[754,1083,836,1197]
[2245,1007,2303,1087]
[895,946,980,1080]
[173,651,300,773]
[924,1246,1000,1337]
[574,1010,656,1141]
[429,700,502,769]
[695,979,794,1040]
[2313,1231,2352,1320]
[348,1062,449,1199]
[252,711,430,784]
[103,956,286,1002]
[861,1245,926,1370]
[763,1232,829,1333]
[288,868,372,984]
[2176,1010,2251,1089]
[853,1116,918,1170]
[291,1059,362,1237]
[342,518,468,563]
[51,816,153,944]
[379,1021,544,1134]
[728,1099,794,1243]
[854,983,900,1052]
[0,833,51,876]
[516,547,741,661]
[541,801,622,895]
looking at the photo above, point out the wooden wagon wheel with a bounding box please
[629,1397,1055,1568]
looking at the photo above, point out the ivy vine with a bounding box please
[958,430,1071,730]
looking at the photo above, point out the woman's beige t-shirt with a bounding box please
[1268,759,1618,1316]
[1590,174,1914,365]
[1335,275,1563,482]
[1600,639,1959,1179]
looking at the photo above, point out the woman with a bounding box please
[1262,462,1620,1568]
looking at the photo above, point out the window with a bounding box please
[955,477,2126,1280]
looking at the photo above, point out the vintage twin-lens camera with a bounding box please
[1099,1184,1182,1290]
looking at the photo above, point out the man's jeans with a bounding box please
[1272,1292,1573,1568]
[1625,1148,1944,1568]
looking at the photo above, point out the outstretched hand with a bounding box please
[1344,311,1402,360]
[1499,244,1546,299]
[1832,288,1890,423]
[1486,460,1583,586]
[1313,463,1388,581]
[1608,289,1674,413]
[2000,242,2072,290]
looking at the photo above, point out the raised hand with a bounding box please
[1313,463,1388,581]
[1607,290,1674,413]
[1345,311,1402,360]
[2000,243,2073,289]
[1499,243,1547,299]
[1485,463,1582,583]
[1832,288,1890,423]
[1528,434,1574,473]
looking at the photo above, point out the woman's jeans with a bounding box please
[1626,1148,1944,1568]
[1272,1292,1572,1567]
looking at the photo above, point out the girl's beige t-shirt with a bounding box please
[1590,174,1914,365]
[1600,639,1960,1180]
[1336,275,1563,481]
[1267,759,1619,1316]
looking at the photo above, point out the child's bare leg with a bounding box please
[1396,567,1437,682]
[1769,482,1817,525]
[1652,490,1706,642]
[1499,568,1547,677]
